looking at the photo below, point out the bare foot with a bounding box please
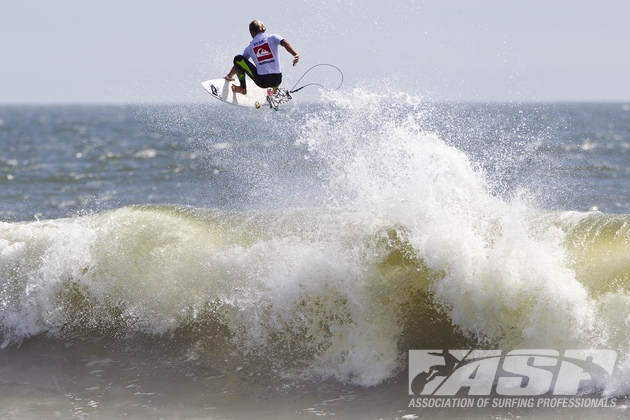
[231,85,247,95]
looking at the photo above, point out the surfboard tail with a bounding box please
[266,88,292,110]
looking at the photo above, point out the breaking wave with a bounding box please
[1,91,630,395]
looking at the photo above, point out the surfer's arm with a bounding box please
[225,66,236,81]
[280,40,299,66]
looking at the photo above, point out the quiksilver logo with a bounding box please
[409,349,617,396]
[253,43,273,62]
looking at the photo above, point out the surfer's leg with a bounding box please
[232,55,258,94]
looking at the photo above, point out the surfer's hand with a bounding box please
[292,55,299,66]
[224,75,235,81]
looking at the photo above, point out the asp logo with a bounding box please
[409,349,617,396]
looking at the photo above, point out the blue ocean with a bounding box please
[1,95,630,419]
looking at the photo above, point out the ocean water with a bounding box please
[1,95,630,419]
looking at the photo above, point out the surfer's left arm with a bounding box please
[280,40,299,66]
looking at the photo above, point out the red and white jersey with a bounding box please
[243,33,284,75]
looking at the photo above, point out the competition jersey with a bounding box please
[243,33,284,75]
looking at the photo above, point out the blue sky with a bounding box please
[1,0,629,103]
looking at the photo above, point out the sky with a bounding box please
[1,0,629,104]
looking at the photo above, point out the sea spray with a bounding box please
[299,90,609,353]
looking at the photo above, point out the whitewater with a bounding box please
[1,95,630,418]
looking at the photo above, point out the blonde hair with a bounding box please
[249,20,266,34]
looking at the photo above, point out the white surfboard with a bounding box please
[201,78,291,110]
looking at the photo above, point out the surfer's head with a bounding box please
[249,20,266,36]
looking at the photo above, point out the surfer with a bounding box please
[224,20,300,95]
[426,350,460,382]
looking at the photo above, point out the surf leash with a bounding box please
[288,64,344,94]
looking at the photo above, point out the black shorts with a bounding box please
[233,55,283,88]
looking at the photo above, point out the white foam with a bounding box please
[298,90,609,361]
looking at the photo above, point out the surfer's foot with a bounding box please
[231,85,247,95]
